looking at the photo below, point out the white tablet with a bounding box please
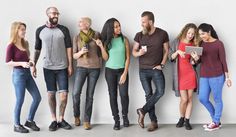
[185,46,203,55]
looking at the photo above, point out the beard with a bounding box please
[49,17,58,25]
[142,24,151,35]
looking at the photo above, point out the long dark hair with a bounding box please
[198,23,219,39]
[101,18,124,50]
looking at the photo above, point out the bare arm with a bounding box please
[132,42,146,57]
[161,42,169,65]
[168,40,184,61]
[123,37,130,75]
[94,39,109,61]
[99,44,109,61]
[6,61,30,68]
[73,48,88,59]
[67,47,73,76]
[225,72,232,87]
[153,42,169,70]
[119,37,130,84]
[171,51,178,60]
[30,50,41,78]
[171,50,185,60]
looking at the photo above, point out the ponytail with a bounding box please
[198,23,218,39]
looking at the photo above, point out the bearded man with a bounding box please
[132,11,169,132]
[33,7,73,131]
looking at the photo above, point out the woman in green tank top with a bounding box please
[101,18,130,130]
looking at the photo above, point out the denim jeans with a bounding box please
[73,67,100,122]
[12,68,41,125]
[198,74,225,124]
[105,67,129,121]
[43,68,68,92]
[139,69,165,122]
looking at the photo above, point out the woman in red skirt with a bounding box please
[169,23,199,130]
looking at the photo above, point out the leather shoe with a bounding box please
[74,117,80,126]
[147,121,158,132]
[137,108,145,128]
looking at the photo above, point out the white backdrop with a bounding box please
[0,0,236,124]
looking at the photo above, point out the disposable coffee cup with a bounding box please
[141,45,147,52]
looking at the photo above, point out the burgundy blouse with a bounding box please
[6,43,29,69]
[200,40,228,77]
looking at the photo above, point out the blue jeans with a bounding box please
[12,68,41,125]
[139,69,165,122]
[105,67,129,121]
[198,74,225,124]
[72,67,100,122]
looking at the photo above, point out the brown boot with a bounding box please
[147,121,158,132]
[74,117,80,126]
[137,108,145,128]
[83,122,91,130]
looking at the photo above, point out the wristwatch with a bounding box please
[160,64,165,68]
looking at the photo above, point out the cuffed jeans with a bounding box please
[105,67,129,121]
[139,69,165,122]
[198,74,225,124]
[73,67,100,122]
[12,68,41,125]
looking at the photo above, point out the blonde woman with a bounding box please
[6,22,41,133]
[169,23,198,130]
[72,17,108,130]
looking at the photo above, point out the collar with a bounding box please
[46,21,58,28]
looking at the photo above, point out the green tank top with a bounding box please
[105,37,126,69]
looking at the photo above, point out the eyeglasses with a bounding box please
[49,12,60,16]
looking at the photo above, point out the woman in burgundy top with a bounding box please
[6,22,41,133]
[193,23,232,131]
[169,23,198,130]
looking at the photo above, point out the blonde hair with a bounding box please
[9,21,30,55]
[81,17,92,27]
[177,23,199,46]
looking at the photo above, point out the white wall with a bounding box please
[1,0,236,124]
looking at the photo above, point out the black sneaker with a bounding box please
[176,117,185,128]
[49,121,58,131]
[14,125,29,133]
[123,116,130,127]
[113,121,120,130]
[58,119,72,130]
[24,121,40,131]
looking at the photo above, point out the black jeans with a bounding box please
[73,67,100,122]
[105,67,129,121]
[139,69,165,122]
